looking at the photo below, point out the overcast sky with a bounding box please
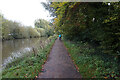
[0,0,53,27]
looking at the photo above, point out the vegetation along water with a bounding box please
[1,1,120,79]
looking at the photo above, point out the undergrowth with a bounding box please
[63,40,120,79]
[2,36,57,78]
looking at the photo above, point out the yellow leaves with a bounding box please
[50,2,59,8]
[55,8,60,14]
[54,18,58,21]
[69,2,77,8]
[103,16,117,23]
[69,5,74,8]
[104,76,108,79]
[104,19,110,23]
[59,2,68,7]
[51,2,69,15]
[115,32,120,36]
[112,72,114,73]
[110,17,116,20]
[50,2,67,11]
[53,18,59,25]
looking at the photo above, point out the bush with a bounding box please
[63,40,119,78]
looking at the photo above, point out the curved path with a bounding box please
[38,38,81,78]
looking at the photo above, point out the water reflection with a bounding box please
[2,38,46,68]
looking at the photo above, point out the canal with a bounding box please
[1,37,47,70]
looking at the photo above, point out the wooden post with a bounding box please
[32,47,36,56]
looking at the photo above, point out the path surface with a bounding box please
[38,38,81,78]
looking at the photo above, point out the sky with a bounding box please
[0,0,53,27]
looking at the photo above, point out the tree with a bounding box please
[44,2,120,56]
[1,14,42,40]
[34,19,54,37]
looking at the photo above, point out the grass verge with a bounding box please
[2,36,57,78]
[63,40,120,79]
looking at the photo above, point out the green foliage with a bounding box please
[2,36,57,78]
[35,28,46,37]
[47,2,120,56]
[41,2,56,18]
[34,19,54,37]
[34,19,49,29]
[0,14,2,40]
[1,14,55,40]
[64,40,119,78]
[1,16,39,40]
[27,27,40,38]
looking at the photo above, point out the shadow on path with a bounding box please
[38,38,81,78]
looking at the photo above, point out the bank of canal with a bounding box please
[1,36,57,78]
[2,37,47,68]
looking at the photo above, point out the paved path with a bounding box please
[38,38,81,78]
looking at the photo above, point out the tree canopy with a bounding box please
[34,19,54,37]
[43,2,120,56]
[1,14,54,40]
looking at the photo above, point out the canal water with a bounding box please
[0,37,47,71]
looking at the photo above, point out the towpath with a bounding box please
[38,38,81,78]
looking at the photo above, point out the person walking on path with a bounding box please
[59,34,61,40]
[38,38,81,78]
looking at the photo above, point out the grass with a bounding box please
[63,40,120,79]
[2,36,57,78]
